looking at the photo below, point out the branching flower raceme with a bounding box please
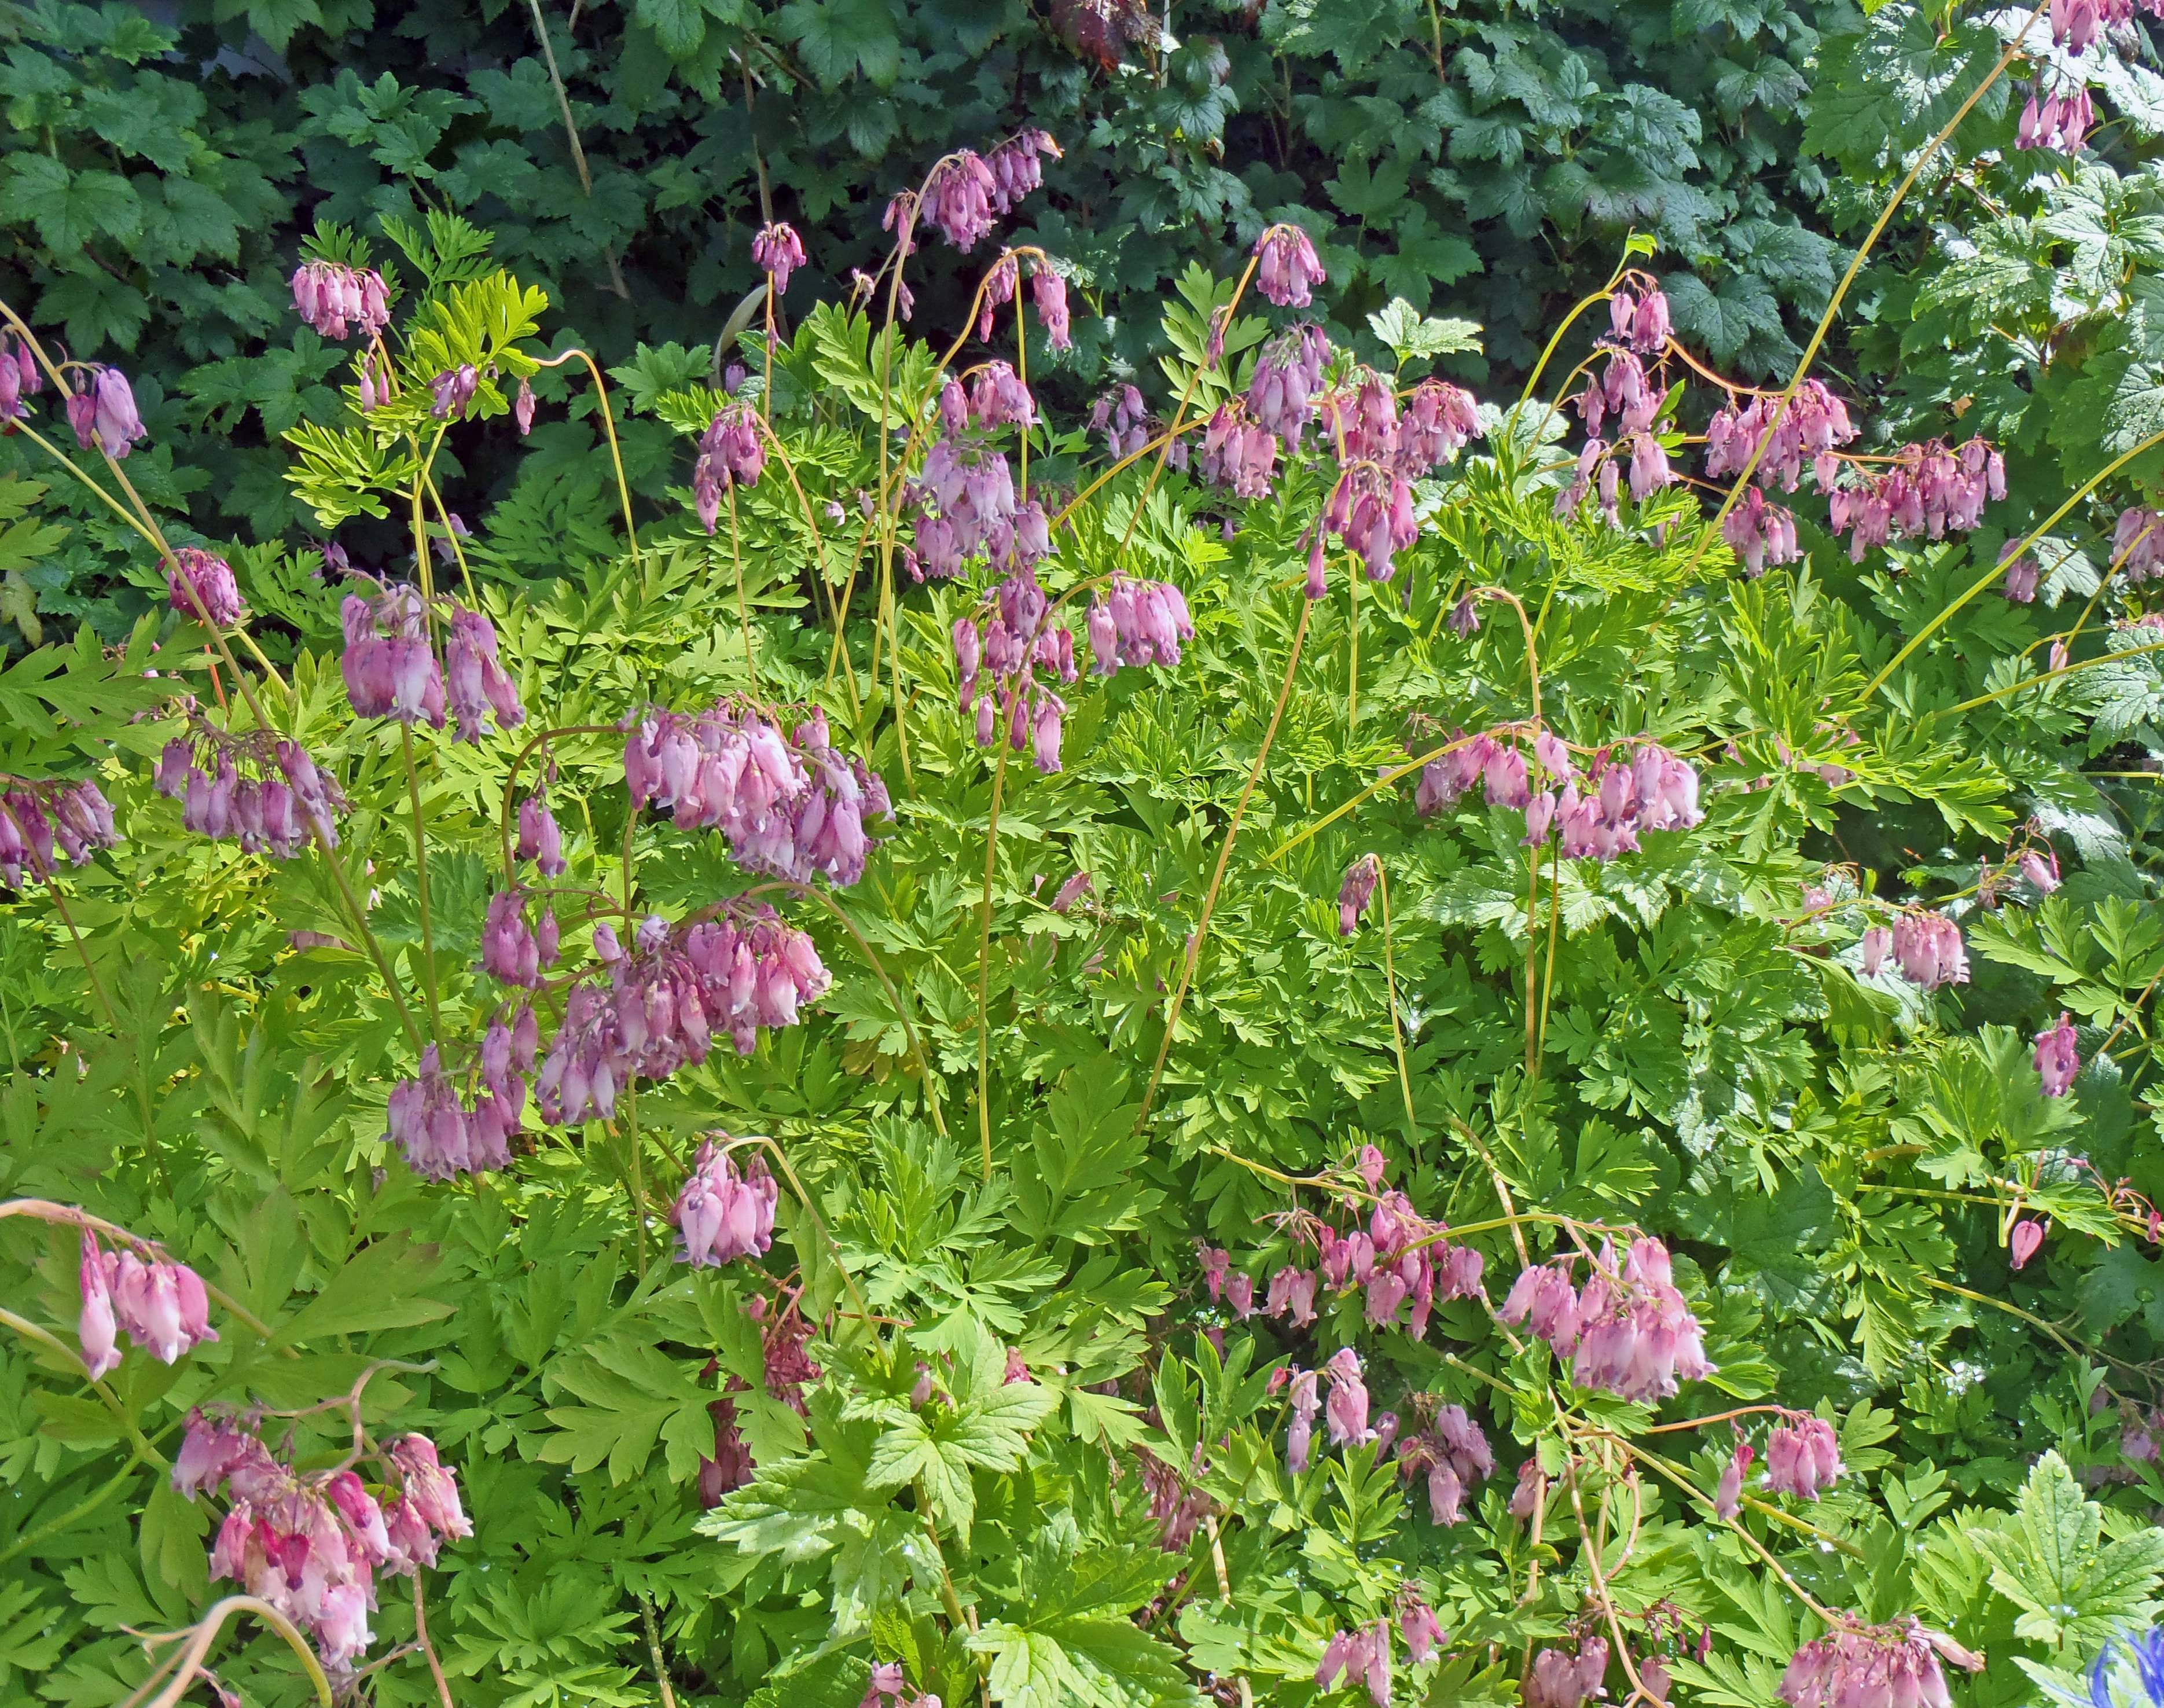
[625,701,889,887]
[172,1411,469,1674]
[1762,1414,1844,1499]
[1889,911,1970,990]
[1410,723,1702,861]
[0,775,119,888]
[387,1018,533,1180]
[1777,1619,1982,1708]
[291,259,390,340]
[1501,1238,1714,1403]
[78,1231,216,1375]
[65,364,148,458]
[1254,223,1327,308]
[537,905,831,1124]
[155,725,346,859]
[751,221,807,294]
[672,1139,779,1267]
[1394,1400,1494,1525]
[167,546,246,627]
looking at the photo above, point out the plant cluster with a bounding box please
[10,43,2164,1708]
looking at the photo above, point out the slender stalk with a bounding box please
[639,1597,679,1708]
[1376,866,1419,1140]
[0,1446,144,1563]
[412,1575,457,1708]
[533,349,642,567]
[0,1306,167,1466]
[975,736,1012,1180]
[723,484,761,701]
[1939,626,2164,716]
[400,724,444,1034]
[134,1597,334,1708]
[1134,596,1314,1133]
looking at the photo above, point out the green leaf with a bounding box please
[1969,1450,2164,1647]
[3,156,143,252]
[270,1235,452,1347]
[1366,296,1485,365]
[778,0,902,86]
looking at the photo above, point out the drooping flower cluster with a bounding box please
[1287,1348,1374,1471]
[1777,1621,1982,1708]
[481,890,560,987]
[155,726,346,859]
[1410,725,1703,861]
[1084,576,1193,679]
[917,150,997,251]
[1393,1401,1494,1525]
[2035,1012,2081,1096]
[1608,286,1671,354]
[0,775,119,888]
[693,403,765,531]
[1825,438,2005,561]
[78,1230,217,1376]
[910,379,1039,579]
[1200,401,1281,499]
[1091,384,1152,460]
[2018,85,2096,151]
[1722,486,1802,575]
[1246,324,1332,450]
[1763,1415,1844,1500]
[167,546,246,627]
[626,701,889,887]
[2047,0,2156,49]
[172,1411,469,1674]
[1576,348,1662,441]
[1501,1238,1714,1404]
[1864,911,1968,990]
[538,905,831,1124]
[0,330,43,421]
[290,259,391,340]
[1134,1441,1217,1551]
[954,570,1077,772]
[66,365,148,458]
[672,1139,780,1268]
[1703,380,1858,493]
[1523,1637,1610,1708]
[1254,223,1327,308]
[387,1014,535,1180]
[342,581,526,736]
[986,128,1061,213]
[751,222,807,293]
[517,791,568,876]
[1315,1620,1395,1705]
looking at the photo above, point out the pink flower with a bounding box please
[1778,1619,1981,1708]
[1715,1442,1754,1518]
[673,1140,780,1267]
[168,547,245,627]
[1254,223,1326,308]
[1269,1266,1318,1327]
[1523,1639,1609,1708]
[1400,1597,1444,1665]
[2034,1012,2080,1096]
[291,259,390,340]
[2009,1217,2046,1270]
[1032,265,1072,351]
[1763,1416,1843,1500]
[444,606,524,741]
[78,1232,120,1379]
[1322,1347,1372,1446]
[1860,925,1891,976]
[429,363,477,420]
[751,222,807,293]
[923,151,1001,249]
[2002,544,2039,603]
[1889,912,1968,990]
[1288,1369,1321,1473]
[2019,848,2061,893]
[1338,854,1382,936]
[517,794,567,876]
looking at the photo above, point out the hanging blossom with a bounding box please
[2018,86,2097,152]
[1827,438,2005,563]
[1134,1441,1217,1551]
[672,1138,780,1268]
[1523,1637,1610,1708]
[516,789,568,876]
[626,701,890,887]
[1398,1592,1445,1666]
[78,1229,217,1376]
[1501,1238,1714,1404]
[1246,324,1333,450]
[909,372,1037,578]
[1608,285,1671,354]
[954,568,1078,773]
[1779,1619,1982,1708]
[1715,1442,1754,1518]
[858,1660,943,1708]
[388,1009,536,1181]
[2045,0,2158,50]
[2035,1012,2082,1096]
[751,221,807,294]
[1254,223,1327,308]
[481,890,560,987]
[1201,400,1281,499]
[2001,542,2040,603]
[1704,379,1859,494]
[340,582,523,740]
[917,151,1001,250]
[1763,1413,1845,1500]
[2115,505,2164,582]
[156,724,346,860]
[1031,262,1072,352]
[0,774,119,888]
[986,127,1061,214]
[1290,373,1481,588]
[1090,384,1153,460]
[1315,1620,1395,1706]
[0,329,43,422]
[693,402,765,531]
[167,546,246,628]
[1393,1400,1494,1525]
[1576,347,1662,441]
[291,259,390,340]
[173,1410,469,1676]
[1722,487,1802,576]
[2020,845,2062,894]
[355,346,394,413]
[1085,575,1194,679]
[1302,1183,1486,1338]
[537,905,832,1125]
[1338,853,1381,936]
[429,363,478,420]
[1407,722,1702,861]
[1886,911,1968,990]
[65,365,148,458]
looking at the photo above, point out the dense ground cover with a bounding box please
[12,0,2164,1706]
